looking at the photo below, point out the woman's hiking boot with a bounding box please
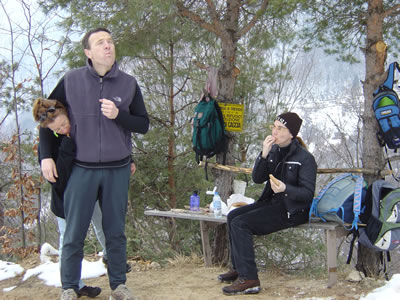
[78,285,102,298]
[222,278,261,295]
[217,270,239,283]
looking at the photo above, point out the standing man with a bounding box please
[39,28,149,300]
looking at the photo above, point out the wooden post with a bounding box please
[199,161,393,176]
[326,228,337,288]
[200,221,212,267]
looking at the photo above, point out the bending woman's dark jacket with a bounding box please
[38,135,76,219]
[252,138,317,215]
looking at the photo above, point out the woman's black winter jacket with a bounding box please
[38,135,76,219]
[252,138,317,215]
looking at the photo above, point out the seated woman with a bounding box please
[218,112,317,296]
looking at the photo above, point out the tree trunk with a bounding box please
[167,42,179,251]
[168,42,177,210]
[176,0,269,265]
[358,0,387,277]
[210,0,240,265]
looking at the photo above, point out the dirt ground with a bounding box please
[0,254,386,300]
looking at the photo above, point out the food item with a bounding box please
[269,174,280,186]
[171,208,186,213]
[232,202,248,207]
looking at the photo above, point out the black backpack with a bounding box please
[192,94,227,165]
[347,180,400,276]
[357,180,400,251]
[372,62,400,150]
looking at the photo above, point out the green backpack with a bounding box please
[192,95,227,164]
[357,180,400,251]
[347,180,400,271]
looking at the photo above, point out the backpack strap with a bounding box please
[351,175,364,230]
[384,145,400,182]
[346,230,359,264]
[382,62,397,90]
[374,62,400,95]
[346,176,364,263]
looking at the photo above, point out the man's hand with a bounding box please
[41,158,58,183]
[99,98,119,119]
[130,162,136,176]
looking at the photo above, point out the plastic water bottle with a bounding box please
[190,191,200,211]
[213,192,222,217]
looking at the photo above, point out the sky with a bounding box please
[0,0,72,136]
[0,243,400,299]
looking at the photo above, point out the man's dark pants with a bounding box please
[61,164,130,291]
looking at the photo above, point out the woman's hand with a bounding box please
[270,177,286,193]
[262,135,276,158]
[41,158,58,182]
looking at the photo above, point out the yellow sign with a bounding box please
[219,103,244,132]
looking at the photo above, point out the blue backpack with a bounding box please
[310,173,367,230]
[372,62,400,150]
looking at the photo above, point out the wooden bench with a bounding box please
[144,209,348,287]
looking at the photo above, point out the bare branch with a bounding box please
[205,0,226,35]
[172,75,190,98]
[193,60,208,70]
[175,1,220,37]
[175,100,199,114]
[0,110,11,127]
[149,115,171,127]
[236,0,269,39]
[383,4,400,18]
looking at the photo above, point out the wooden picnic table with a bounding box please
[144,209,348,287]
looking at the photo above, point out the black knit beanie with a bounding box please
[276,112,303,137]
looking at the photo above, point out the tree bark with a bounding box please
[358,0,387,277]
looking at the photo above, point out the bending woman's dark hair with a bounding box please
[32,98,67,128]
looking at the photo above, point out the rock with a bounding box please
[346,270,365,282]
[150,262,161,269]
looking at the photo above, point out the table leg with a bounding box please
[326,228,337,288]
[200,221,212,267]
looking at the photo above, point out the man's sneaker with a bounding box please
[78,285,102,298]
[103,257,132,273]
[222,278,261,295]
[60,289,78,300]
[217,270,238,283]
[110,284,137,300]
